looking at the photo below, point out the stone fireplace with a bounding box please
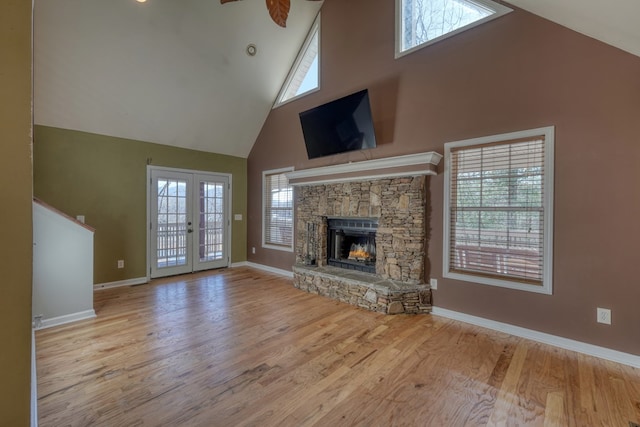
[287,152,442,314]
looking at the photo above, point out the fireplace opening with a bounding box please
[327,218,377,274]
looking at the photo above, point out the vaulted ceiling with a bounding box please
[508,0,640,59]
[34,0,323,158]
[33,0,640,158]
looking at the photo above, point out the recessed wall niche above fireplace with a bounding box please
[286,152,442,315]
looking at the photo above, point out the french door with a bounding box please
[149,167,230,278]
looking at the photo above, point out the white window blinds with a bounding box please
[448,136,547,285]
[263,170,293,249]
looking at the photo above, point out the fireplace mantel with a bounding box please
[286,151,442,186]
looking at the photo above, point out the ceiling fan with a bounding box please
[221,0,322,28]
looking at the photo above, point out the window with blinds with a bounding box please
[444,127,554,294]
[262,168,294,251]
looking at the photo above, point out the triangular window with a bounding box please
[396,0,511,58]
[274,14,320,107]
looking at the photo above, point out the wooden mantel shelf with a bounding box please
[286,151,443,186]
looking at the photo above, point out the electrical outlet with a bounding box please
[252,247,256,254]
[117,260,125,269]
[430,278,438,290]
[597,307,611,325]
[33,315,43,329]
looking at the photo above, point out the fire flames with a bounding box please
[348,243,373,261]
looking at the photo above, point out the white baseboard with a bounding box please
[36,309,97,330]
[243,262,294,278]
[94,276,148,290]
[432,307,640,368]
[231,261,248,268]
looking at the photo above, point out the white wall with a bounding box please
[32,202,95,328]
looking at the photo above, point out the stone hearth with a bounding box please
[293,265,431,314]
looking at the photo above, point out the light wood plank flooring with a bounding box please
[36,267,640,426]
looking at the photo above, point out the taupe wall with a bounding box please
[34,126,248,284]
[247,0,640,355]
[0,0,33,424]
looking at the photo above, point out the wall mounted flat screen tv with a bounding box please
[299,89,377,159]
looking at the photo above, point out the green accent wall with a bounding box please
[34,125,247,284]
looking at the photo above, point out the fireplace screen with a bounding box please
[327,218,377,274]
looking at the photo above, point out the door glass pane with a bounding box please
[156,178,188,268]
[199,182,224,262]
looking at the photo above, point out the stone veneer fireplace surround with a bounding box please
[287,152,442,314]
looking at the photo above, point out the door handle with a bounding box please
[188,228,193,233]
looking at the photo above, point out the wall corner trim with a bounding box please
[242,262,294,278]
[94,277,148,291]
[31,329,38,427]
[432,307,640,368]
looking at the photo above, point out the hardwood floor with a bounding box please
[36,267,640,426]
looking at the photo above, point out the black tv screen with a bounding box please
[299,89,377,159]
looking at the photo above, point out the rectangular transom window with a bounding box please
[263,168,294,251]
[396,0,512,58]
[444,127,554,294]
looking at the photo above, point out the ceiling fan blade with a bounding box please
[266,0,290,28]
[222,0,320,28]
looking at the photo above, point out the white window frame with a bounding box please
[443,126,554,294]
[395,0,512,59]
[274,13,321,107]
[262,167,294,252]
